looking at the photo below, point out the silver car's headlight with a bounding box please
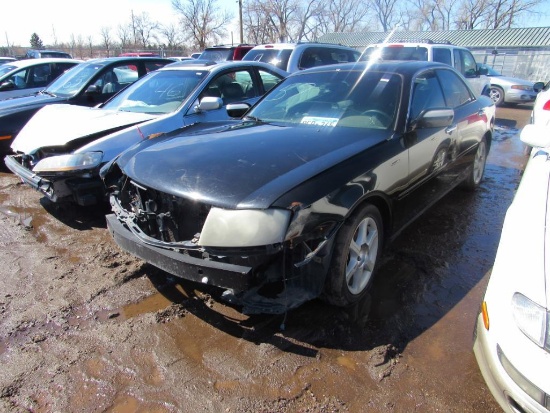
[198,207,291,247]
[511,85,533,91]
[32,152,103,173]
[512,292,549,350]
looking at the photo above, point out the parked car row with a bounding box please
[2,50,495,316]
[5,60,287,206]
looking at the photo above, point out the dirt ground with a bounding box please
[0,105,531,413]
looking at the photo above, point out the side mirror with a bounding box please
[84,84,101,95]
[533,81,546,93]
[520,124,550,148]
[0,80,15,91]
[478,66,489,76]
[197,96,223,112]
[412,108,454,129]
[226,103,250,118]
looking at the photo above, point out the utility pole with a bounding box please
[239,0,243,44]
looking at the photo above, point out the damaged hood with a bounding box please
[11,104,157,154]
[118,121,388,209]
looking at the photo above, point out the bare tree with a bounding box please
[87,35,94,58]
[171,0,232,50]
[487,0,542,28]
[455,0,492,29]
[117,24,132,51]
[133,12,160,49]
[369,0,402,31]
[315,0,370,34]
[158,23,184,51]
[243,0,278,44]
[100,26,113,57]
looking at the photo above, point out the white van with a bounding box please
[361,41,490,97]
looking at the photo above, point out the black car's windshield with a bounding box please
[248,69,402,130]
[45,62,103,97]
[103,69,207,114]
[243,49,292,71]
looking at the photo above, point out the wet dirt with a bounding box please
[0,105,532,412]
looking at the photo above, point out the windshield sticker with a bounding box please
[300,116,339,127]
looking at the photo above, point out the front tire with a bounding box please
[462,137,487,190]
[489,86,505,106]
[323,204,383,307]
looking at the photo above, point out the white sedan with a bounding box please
[532,81,550,126]
[473,123,550,413]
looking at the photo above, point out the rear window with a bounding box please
[361,46,428,61]
[242,49,292,71]
[200,49,233,62]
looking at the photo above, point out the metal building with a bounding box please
[318,27,550,82]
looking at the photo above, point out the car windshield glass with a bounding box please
[45,63,102,97]
[248,69,402,130]
[104,69,207,114]
[199,49,232,62]
[243,49,292,70]
[0,65,16,77]
[360,46,428,62]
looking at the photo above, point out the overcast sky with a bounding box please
[2,0,549,48]
[2,0,239,47]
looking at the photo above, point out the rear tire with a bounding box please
[323,204,383,307]
[462,137,487,190]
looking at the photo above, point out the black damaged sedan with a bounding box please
[103,61,495,314]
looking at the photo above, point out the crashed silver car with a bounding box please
[5,60,286,206]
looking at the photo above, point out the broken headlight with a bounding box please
[32,151,103,173]
[198,207,291,248]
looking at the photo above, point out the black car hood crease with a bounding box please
[118,122,389,209]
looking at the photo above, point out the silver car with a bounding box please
[478,63,538,106]
[0,58,81,100]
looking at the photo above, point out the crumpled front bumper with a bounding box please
[5,154,105,205]
[106,213,254,292]
[4,154,55,198]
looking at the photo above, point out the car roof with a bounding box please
[3,58,81,68]
[367,41,467,50]
[158,59,289,75]
[81,56,174,66]
[292,60,452,76]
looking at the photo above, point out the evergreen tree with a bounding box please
[30,33,44,49]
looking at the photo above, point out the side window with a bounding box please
[208,70,252,104]
[436,69,474,108]
[96,64,138,96]
[258,69,283,93]
[32,64,52,87]
[454,49,477,78]
[145,61,166,73]
[299,48,318,69]
[433,48,452,66]
[460,50,477,78]
[410,70,446,120]
[8,68,30,89]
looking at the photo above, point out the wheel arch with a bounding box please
[347,192,393,249]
